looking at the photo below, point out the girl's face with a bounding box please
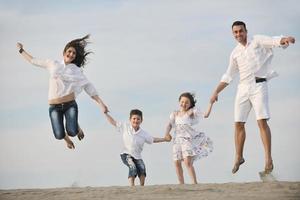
[130,114,142,131]
[179,96,191,112]
[63,47,76,64]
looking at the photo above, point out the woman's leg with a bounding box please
[49,105,74,149]
[65,101,79,138]
[174,160,184,184]
[183,156,197,184]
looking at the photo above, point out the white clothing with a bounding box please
[30,58,98,101]
[169,108,213,161]
[116,122,154,159]
[220,35,285,121]
[221,35,285,86]
[235,82,269,122]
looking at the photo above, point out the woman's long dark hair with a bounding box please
[63,34,91,67]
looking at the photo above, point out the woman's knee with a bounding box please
[66,128,78,137]
[53,131,65,140]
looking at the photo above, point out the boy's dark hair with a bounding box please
[130,109,143,120]
[179,92,197,109]
[63,34,92,68]
[232,21,247,31]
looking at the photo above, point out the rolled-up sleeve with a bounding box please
[30,58,53,69]
[83,82,98,97]
[220,52,238,84]
[254,35,285,49]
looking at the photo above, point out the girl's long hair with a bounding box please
[63,34,91,67]
[179,92,197,109]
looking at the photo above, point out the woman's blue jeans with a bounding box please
[49,100,79,140]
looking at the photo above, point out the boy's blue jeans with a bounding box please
[49,100,79,140]
[121,153,147,178]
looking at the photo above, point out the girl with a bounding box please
[165,92,213,184]
[17,35,108,149]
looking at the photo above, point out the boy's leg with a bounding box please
[128,177,135,186]
[135,159,146,186]
[174,160,184,184]
[139,175,145,186]
[120,154,138,186]
[183,156,197,184]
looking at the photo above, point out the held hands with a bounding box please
[164,133,172,142]
[280,36,296,46]
[102,105,109,114]
[204,102,213,118]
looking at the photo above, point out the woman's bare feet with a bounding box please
[64,135,75,149]
[77,128,84,141]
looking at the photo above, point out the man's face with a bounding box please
[232,25,247,44]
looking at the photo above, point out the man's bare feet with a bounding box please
[77,128,84,141]
[232,157,245,174]
[264,160,274,174]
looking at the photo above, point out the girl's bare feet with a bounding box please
[64,135,75,149]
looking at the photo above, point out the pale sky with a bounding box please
[0,0,299,189]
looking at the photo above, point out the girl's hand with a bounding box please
[204,103,213,118]
[164,133,172,142]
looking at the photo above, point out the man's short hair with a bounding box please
[232,21,247,31]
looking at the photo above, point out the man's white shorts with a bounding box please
[234,82,270,122]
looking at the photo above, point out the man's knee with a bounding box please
[235,122,245,132]
[257,119,269,130]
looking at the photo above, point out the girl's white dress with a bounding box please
[169,108,213,161]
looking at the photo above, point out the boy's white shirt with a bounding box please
[116,122,154,159]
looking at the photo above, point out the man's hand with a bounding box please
[280,36,296,46]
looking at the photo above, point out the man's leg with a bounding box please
[257,119,273,172]
[232,122,246,173]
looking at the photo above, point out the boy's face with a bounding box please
[130,114,142,130]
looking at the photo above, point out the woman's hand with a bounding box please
[17,42,23,50]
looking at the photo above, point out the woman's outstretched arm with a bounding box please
[17,43,33,63]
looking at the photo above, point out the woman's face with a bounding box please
[179,96,191,112]
[63,47,76,64]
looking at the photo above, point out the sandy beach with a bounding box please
[0,182,299,200]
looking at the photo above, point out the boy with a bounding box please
[104,109,169,186]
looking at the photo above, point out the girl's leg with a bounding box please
[174,160,184,184]
[183,156,197,184]
[49,105,74,149]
